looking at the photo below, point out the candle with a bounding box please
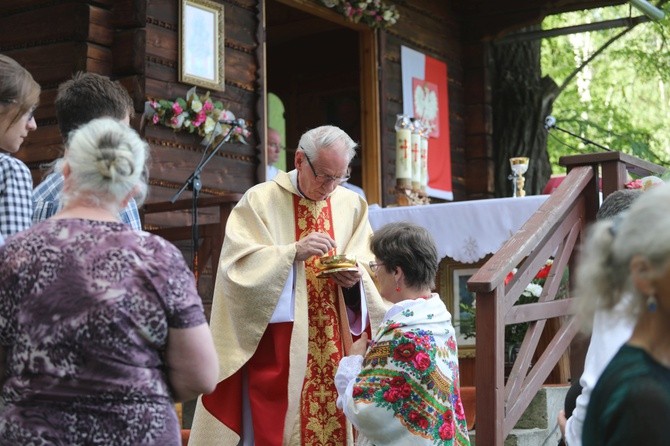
[394,114,412,188]
[411,119,422,191]
[420,130,429,192]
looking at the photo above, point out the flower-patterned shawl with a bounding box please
[339,294,470,446]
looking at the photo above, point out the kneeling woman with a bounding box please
[335,222,471,445]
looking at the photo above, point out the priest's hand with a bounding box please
[330,266,362,289]
[295,232,337,262]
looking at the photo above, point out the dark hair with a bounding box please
[55,72,134,142]
[596,189,642,221]
[0,54,40,132]
[370,222,438,289]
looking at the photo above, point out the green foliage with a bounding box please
[541,5,670,172]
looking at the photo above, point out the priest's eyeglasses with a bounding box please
[369,261,384,273]
[302,149,351,185]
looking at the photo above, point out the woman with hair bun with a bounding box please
[0,53,40,237]
[0,118,218,445]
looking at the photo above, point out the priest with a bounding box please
[189,125,388,445]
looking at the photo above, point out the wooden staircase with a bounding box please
[467,152,666,445]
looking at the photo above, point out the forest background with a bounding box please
[493,2,670,196]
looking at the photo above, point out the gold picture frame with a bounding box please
[436,256,489,358]
[179,0,225,91]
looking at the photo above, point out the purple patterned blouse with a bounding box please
[0,219,207,445]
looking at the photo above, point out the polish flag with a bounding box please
[401,45,452,200]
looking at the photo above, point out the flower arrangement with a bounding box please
[144,87,251,145]
[624,175,664,191]
[459,259,564,354]
[320,0,399,29]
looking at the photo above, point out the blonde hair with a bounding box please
[63,118,149,210]
[576,183,670,330]
[0,54,40,132]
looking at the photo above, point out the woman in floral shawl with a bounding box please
[335,222,471,445]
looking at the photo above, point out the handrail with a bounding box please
[467,152,667,444]
[468,166,594,293]
[140,193,242,284]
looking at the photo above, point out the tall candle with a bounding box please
[394,115,412,188]
[411,119,422,191]
[420,131,429,192]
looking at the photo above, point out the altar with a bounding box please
[368,195,551,384]
[368,195,549,263]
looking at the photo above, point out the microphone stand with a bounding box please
[170,122,240,283]
[548,123,612,152]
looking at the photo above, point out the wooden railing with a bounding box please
[141,194,242,285]
[467,152,666,444]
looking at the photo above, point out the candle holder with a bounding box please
[509,157,529,198]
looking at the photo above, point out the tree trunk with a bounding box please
[491,30,558,197]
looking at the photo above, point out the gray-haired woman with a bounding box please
[0,118,218,445]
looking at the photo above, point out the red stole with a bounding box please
[294,195,347,445]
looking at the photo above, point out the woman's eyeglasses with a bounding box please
[369,261,384,272]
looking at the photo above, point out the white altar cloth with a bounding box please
[368,195,548,263]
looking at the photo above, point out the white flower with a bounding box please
[191,99,203,113]
[524,283,543,298]
[203,116,216,134]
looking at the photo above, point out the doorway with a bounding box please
[264,0,381,203]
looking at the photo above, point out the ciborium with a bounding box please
[509,157,529,198]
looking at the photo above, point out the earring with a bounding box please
[647,294,658,312]
[395,280,401,292]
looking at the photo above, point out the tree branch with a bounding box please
[557,0,670,95]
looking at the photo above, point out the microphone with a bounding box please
[544,115,556,130]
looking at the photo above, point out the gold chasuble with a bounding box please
[294,195,347,445]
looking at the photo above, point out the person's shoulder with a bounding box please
[33,171,65,196]
[0,153,30,173]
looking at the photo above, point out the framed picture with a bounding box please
[179,0,225,91]
[436,256,489,358]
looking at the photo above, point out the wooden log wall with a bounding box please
[379,1,494,202]
[0,0,261,226]
[0,0,118,182]
[0,0,262,308]
[113,0,260,228]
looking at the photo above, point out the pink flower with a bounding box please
[193,110,207,127]
[412,351,431,371]
[203,100,214,112]
[150,100,158,109]
[625,179,643,189]
[408,410,429,429]
[383,387,402,402]
[152,114,159,124]
[454,398,466,420]
[172,102,183,115]
[439,421,454,440]
[447,336,456,351]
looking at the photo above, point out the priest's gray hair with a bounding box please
[576,182,670,331]
[297,125,357,162]
[63,117,149,209]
